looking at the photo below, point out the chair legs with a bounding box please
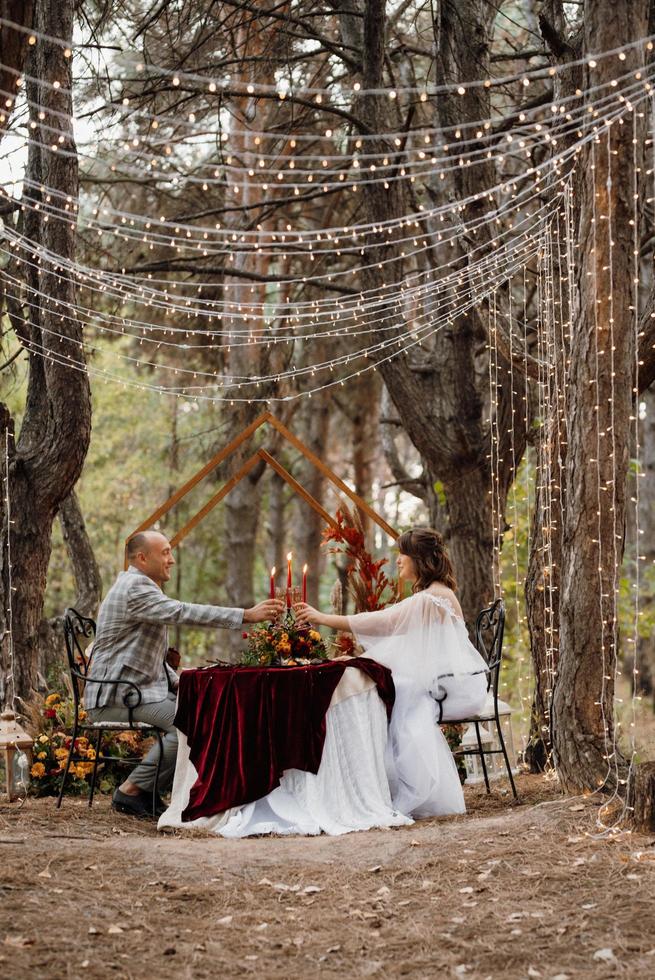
[56,719,79,810]
[152,730,164,818]
[57,725,166,814]
[474,721,491,794]
[494,716,518,800]
[88,729,103,807]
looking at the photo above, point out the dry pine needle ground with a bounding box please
[1,775,654,980]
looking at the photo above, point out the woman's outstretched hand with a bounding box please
[294,602,322,626]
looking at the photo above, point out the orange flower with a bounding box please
[30,762,46,778]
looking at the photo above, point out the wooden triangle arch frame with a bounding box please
[125,411,398,562]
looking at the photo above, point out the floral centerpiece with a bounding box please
[241,613,328,667]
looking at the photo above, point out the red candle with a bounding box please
[302,564,308,603]
[286,552,292,608]
[269,566,276,599]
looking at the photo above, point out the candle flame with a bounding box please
[271,566,276,576]
[303,564,308,573]
[286,551,292,561]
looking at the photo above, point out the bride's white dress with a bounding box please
[350,589,489,818]
[159,588,488,836]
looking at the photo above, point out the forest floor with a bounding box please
[2,775,655,980]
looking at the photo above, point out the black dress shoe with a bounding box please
[133,789,168,817]
[112,788,153,819]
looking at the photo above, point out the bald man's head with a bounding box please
[126,531,175,587]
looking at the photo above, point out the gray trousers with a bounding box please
[88,692,178,793]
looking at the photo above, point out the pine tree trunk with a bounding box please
[552,1,649,792]
[0,0,91,707]
[353,0,527,628]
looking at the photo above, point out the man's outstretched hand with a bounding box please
[243,598,285,623]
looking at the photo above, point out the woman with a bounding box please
[295,527,489,818]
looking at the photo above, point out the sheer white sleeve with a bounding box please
[348,591,488,704]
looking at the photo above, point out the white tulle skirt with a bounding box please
[385,675,466,817]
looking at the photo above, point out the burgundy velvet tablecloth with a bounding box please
[175,658,395,822]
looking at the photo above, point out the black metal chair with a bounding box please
[435,598,518,799]
[56,607,165,817]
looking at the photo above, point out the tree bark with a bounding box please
[552,0,650,792]
[0,0,92,707]
[38,490,103,681]
[356,0,527,627]
[0,1,34,135]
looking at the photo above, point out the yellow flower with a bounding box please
[309,630,322,642]
[44,693,61,706]
[37,751,47,760]
[37,734,49,744]
[30,762,46,778]
[85,748,96,760]
[79,710,87,721]
[54,747,69,761]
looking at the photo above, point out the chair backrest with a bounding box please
[474,598,505,700]
[63,608,97,708]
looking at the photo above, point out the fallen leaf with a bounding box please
[217,916,233,926]
[3,936,33,948]
[88,926,100,936]
[409,840,420,847]
[527,968,541,978]
[459,886,474,894]
[37,869,52,879]
[258,877,272,886]
[367,866,382,873]
[593,948,617,963]
[107,924,123,935]
[376,886,390,897]
[327,945,341,954]
[581,903,597,910]
[303,885,321,894]
[255,923,268,931]
[569,805,585,812]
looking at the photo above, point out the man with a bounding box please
[86,530,283,818]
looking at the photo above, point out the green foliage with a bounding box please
[433,480,447,506]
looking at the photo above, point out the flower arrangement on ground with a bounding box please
[27,692,149,797]
[240,613,328,667]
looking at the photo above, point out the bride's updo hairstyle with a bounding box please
[397,527,457,592]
